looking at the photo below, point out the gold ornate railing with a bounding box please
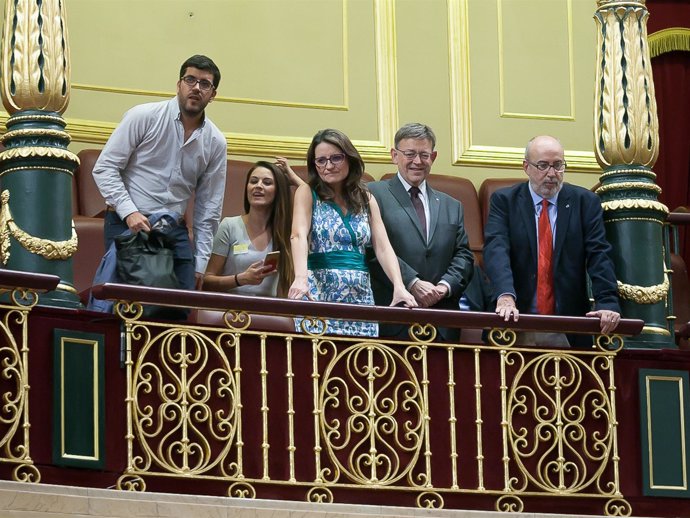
[91,283,644,516]
[0,269,59,483]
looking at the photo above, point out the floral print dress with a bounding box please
[295,190,378,337]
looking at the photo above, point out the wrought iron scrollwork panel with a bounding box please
[503,351,618,495]
[116,315,626,512]
[316,340,428,487]
[0,288,39,481]
[127,323,241,478]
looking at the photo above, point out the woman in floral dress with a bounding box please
[289,129,416,336]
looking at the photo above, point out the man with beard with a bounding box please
[93,55,227,291]
[483,135,621,346]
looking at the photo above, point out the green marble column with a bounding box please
[0,0,80,307]
[594,0,672,348]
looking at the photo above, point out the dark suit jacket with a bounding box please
[483,182,619,347]
[368,176,474,340]
[463,263,495,312]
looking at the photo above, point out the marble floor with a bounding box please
[0,480,652,518]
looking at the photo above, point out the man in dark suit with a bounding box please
[483,135,621,346]
[368,123,475,341]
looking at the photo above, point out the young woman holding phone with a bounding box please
[204,158,303,297]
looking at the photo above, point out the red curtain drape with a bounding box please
[651,52,690,259]
[647,0,690,260]
[648,0,690,34]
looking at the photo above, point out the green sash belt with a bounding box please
[308,250,367,271]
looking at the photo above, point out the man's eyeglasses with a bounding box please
[395,148,433,161]
[314,153,346,168]
[526,160,567,173]
[181,75,215,92]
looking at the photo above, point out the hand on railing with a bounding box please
[585,309,621,334]
[496,294,519,322]
[287,276,313,301]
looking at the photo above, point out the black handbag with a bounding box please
[114,230,179,289]
[114,230,186,320]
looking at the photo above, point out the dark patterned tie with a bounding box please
[537,198,555,314]
[409,186,427,238]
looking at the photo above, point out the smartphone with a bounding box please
[263,251,280,271]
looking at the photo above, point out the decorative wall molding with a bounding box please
[448,0,601,172]
[19,0,398,163]
[497,0,576,121]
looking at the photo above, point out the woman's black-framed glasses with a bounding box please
[314,154,346,168]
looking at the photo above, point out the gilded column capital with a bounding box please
[593,0,658,169]
[1,0,71,114]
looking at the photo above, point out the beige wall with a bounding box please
[5,0,605,188]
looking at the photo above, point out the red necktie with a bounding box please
[409,186,427,238]
[537,198,555,315]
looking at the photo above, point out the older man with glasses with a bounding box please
[93,54,227,293]
[367,122,475,342]
[483,135,621,347]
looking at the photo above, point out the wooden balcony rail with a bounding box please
[667,205,690,224]
[0,268,60,292]
[91,282,644,338]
